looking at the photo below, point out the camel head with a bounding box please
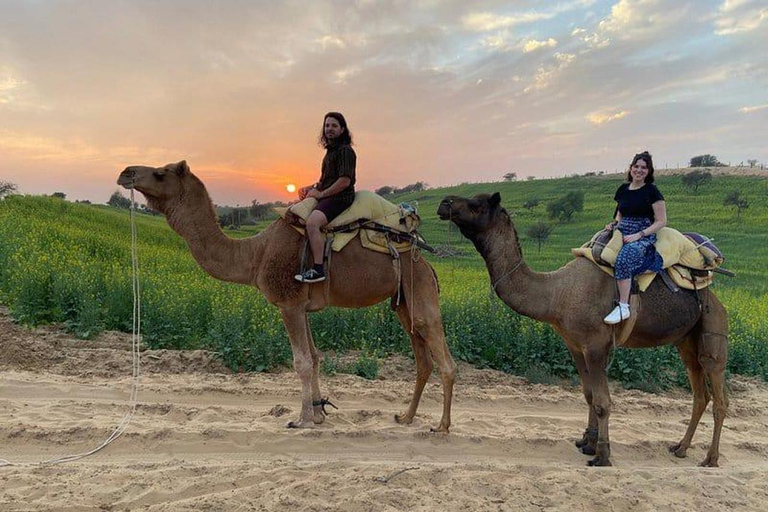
[117,160,191,213]
[437,192,507,240]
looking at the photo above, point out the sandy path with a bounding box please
[1,308,767,511]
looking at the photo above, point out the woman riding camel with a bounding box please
[295,112,357,283]
[603,151,667,324]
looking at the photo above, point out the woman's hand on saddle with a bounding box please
[623,232,644,244]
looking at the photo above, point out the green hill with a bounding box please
[1,171,766,389]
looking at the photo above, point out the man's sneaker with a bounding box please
[294,268,326,283]
[603,303,630,324]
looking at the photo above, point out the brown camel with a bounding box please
[438,192,728,466]
[117,161,456,431]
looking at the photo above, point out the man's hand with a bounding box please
[306,188,321,199]
[298,185,313,200]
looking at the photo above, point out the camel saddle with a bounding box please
[571,227,726,291]
[274,191,426,255]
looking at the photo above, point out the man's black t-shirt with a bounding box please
[613,183,664,221]
[318,143,356,204]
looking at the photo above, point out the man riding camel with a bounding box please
[295,112,357,283]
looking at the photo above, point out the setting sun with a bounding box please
[286,184,296,193]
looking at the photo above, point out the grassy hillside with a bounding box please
[1,172,766,389]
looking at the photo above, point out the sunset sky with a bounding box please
[1,0,766,205]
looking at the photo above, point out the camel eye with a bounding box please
[153,171,165,181]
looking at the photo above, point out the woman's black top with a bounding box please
[613,183,664,221]
[318,143,356,204]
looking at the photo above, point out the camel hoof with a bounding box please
[429,425,450,434]
[575,437,588,448]
[286,420,315,429]
[579,445,596,456]
[394,413,414,425]
[668,443,688,458]
[699,457,719,468]
[587,457,612,467]
[313,413,326,425]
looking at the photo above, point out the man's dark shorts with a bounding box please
[314,196,353,223]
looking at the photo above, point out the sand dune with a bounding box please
[1,307,767,511]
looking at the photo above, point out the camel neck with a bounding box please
[164,182,264,286]
[477,217,557,323]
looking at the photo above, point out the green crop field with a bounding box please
[1,172,766,390]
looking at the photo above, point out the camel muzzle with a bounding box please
[117,168,136,189]
[437,199,453,220]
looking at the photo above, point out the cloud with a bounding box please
[522,38,558,52]
[740,104,768,113]
[714,0,768,35]
[523,52,576,93]
[586,109,630,124]
[462,0,596,31]
[592,0,693,43]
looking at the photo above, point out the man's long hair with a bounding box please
[318,112,353,148]
[626,151,655,183]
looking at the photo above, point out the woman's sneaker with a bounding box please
[294,268,326,283]
[603,303,630,324]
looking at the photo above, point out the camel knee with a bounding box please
[293,355,313,376]
[698,353,726,373]
[592,404,610,419]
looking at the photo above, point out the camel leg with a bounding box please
[569,348,598,456]
[280,307,317,429]
[584,343,613,466]
[393,302,433,426]
[401,257,456,433]
[305,315,326,425]
[669,335,710,459]
[697,296,729,467]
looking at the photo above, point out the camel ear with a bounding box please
[490,192,501,208]
[176,160,189,176]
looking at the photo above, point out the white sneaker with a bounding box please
[604,303,630,324]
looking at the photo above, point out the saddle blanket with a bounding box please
[571,227,718,291]
[274,191,420,254]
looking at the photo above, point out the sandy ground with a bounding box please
[1,307,767,511]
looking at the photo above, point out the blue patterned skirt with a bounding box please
[614,216,663,280]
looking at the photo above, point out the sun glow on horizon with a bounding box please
[286,183,296,193]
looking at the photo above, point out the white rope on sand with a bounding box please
[0,190,142,467]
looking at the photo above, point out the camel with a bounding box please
[437,192,728,466]
[116,161,456,431]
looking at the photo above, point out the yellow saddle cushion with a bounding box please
[274,191,419,254]
[571,227,715,291]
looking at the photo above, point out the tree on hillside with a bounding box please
[689,154,724,167]
[747,159,758,168]
[0,180,18,199]
[249,200,272,220]
[546,191,584,222]
[503,172,517,181]
[525,221,553,253]
[108,190,132,209]
[681,170,712,194]
[723,190,749,218]
[52,192,66,200]
[523,197,540,210]
[375,185,394,196]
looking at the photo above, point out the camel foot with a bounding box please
[394,413,414,425]
[699,455,719,468]
[312,413,326,425]
[579,445,596,456]
[429,424,450,434]
[668,442,688,459]
[587,456,612,467]
[575,427,598,448]
[286,420,315,429]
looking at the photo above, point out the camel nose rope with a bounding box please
[0,189,142,468]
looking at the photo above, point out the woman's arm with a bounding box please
[606,211,623,230]
[306,177,352,200]
[622,200,666,243]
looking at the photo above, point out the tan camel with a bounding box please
[117,161,456,431]
[438,192,728,466]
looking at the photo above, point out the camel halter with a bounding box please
[0,189,142,467]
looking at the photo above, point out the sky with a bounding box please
[1,0,766,205]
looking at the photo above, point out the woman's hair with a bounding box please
[318,112,353,148]
[626,151,655,183]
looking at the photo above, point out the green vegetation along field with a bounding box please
[1,172,766,390]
